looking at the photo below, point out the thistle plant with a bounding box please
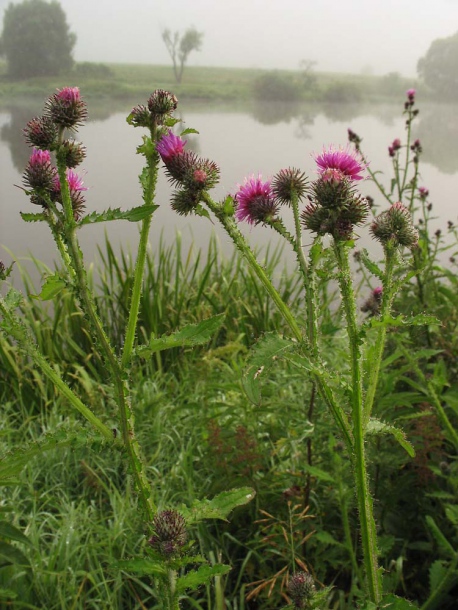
[0,87,254,609]
[154,93,438,608]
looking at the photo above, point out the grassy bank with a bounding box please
[0,59,421,107]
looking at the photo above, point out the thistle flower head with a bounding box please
[418,186,429,200]
[156,130,187,163]
[370,202,418,249]
[235,174,279,225]
[52,169,88,220]
[23,148,56,191]
[361,286,383,316]
[60,140,87,168]
[314,145,367,182]
[406,88,416,101]
[170,188,201,215]
[147,89,178,122]
[44,87,87,130]
[271,167,308,204]
[127,104,152,129]
[148,510,187,558]
[287,571,315,609]
[23,116,58,150]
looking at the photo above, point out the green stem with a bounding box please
[334,240,381,604]
[363,244,396,425]
[400,112,413,195]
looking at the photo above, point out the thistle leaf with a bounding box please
[176,564,231,593]
[366,418,415,457]
[178,487,255,525]
[78,204,158,225]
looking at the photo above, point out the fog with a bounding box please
[2,0,458,76]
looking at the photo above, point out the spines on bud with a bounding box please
[147,90,178,123]
[370,202,418,249]
[287,571,315,609]
[24,116,58,150]
[271,167,308,205]
[148,510,188,558]
[44,87,87,130]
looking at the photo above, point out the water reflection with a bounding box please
[415,105,458,175]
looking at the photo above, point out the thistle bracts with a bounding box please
[370,202,418,249]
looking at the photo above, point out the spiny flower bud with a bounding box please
[44,87,88,130]
[361,286,383,316]
[24,116,58,150]
[170,188,201,215]
[370,202,418,249]
[127,104,153,129]
[23,149,56,192]
[52,169,88,220]
[235,174,279,225]
[271,167,308,205]
[287,571,315,609]
[311,176,355,210]
[301,196,368,241]
[147,89,178,122]
[60,140,87,168]
[148,510,187,558]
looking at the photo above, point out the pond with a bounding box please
[1,97,457,286]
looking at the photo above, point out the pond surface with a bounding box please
[1,98,457,286]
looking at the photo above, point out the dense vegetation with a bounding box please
[0,87,457,609]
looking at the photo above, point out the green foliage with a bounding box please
[252,70,303,101]
[418,30,458,99]
[0,0,76,79]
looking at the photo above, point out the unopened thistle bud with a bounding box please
[147,89,178,123]
[271,167,308,205]
[170,188,201,215]
[60,140,87,168]
[361,286,383,316]
[24,116,58,150]
[287,571,315,609]
[370,202,418,249]
[44,87,88,130]
[148,510,187,558]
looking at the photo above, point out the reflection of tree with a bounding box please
[1,105,42,172]
[321,102,366,123]
[415,105,458,174]
[251,101,301,126]
[295,110,316,140]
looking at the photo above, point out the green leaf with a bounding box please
[179,488,255,525]
[176,563,231,593]
[113,558,166,577]
[429,559,448,592]
[180,127,199,136]
[31,273,66,301]
[379,594,419,609]
[302,464,335,483]
[19,212,47,223]
[5,288,22,310]
[78,204,158,225]
[360,248,384,280]
[425,516,455,558]
[136,314,225,358]
[194,204,211,219]
[0,541,31,569]
[222,195,235,216]
[0,589,18,600]
[368,313,441,329]
[242,333,295,404]
[0,522,32,547]
[366,418,415,457]
[445,504,458,527]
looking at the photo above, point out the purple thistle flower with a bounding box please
[52,169,87,220]
[314,145,367,182]
[156,130,186,162]
[23,148,56,192]
[29,148,51,167]
[56,87,81,103]
[418,186,429,200]
[406,88,416,101]
[234,174,279,225]
[44,87,87,130]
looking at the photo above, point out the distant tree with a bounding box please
[417,31,458,99]
[162,27,203,84]
[0,0,76,79]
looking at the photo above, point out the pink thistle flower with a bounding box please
[235,174,279,225]
[418,186,429,199]
[314,145,367,182]
[373,286,383,299]
[156,130,186,162]
[23,148,56,192]
[56,87,81,103]
[53,169,87,194]
[406,88,416,101]
[29,148,51,167]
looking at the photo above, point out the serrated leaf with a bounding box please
[19,212,47,223]
[180,128,199,136]
[378,594,419,609]
[179,488,255,525]
[313,530,344,546]
[425,516,455,558]
[176,563,231,593]
[4,288,22,310]
[445,504,458,527]
[0,541,31,569]
[137,135,155,157]
[79,204,158,225]
[136,314,225,358]
[194,204,210,219]
[366,418,415,457]
[0,522,33,547]
[368,313,440,329]
[113,558,166,576]
[31,274,66,301]
[429,559,448,592]
[222,195,235,216]
[242,333,295,404]
[303,464,335,483]
[360,248,384,280]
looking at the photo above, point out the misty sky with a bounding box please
[3,0,458,75]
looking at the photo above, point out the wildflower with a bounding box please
[314,145,367,182]
[52,169,88,220]
[127,104,152,129]
[406,88,416,101]
[23,149,56,191]
[271,167,308,204]
[361,286,383,316]
[370,202,418,249]
[287,571,315,609]
[347,128,362,149]
[234,174,279,225]
[148,510,187,558]
[147,89,178,122]
[170,188,201,215]
[301,197,368,241]
[388,138,402,157]
[156,130,187,163]
[23,116,58,150]
[418,186,429,200]
[44,87,87,130]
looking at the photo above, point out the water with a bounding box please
[1,98,457,286]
